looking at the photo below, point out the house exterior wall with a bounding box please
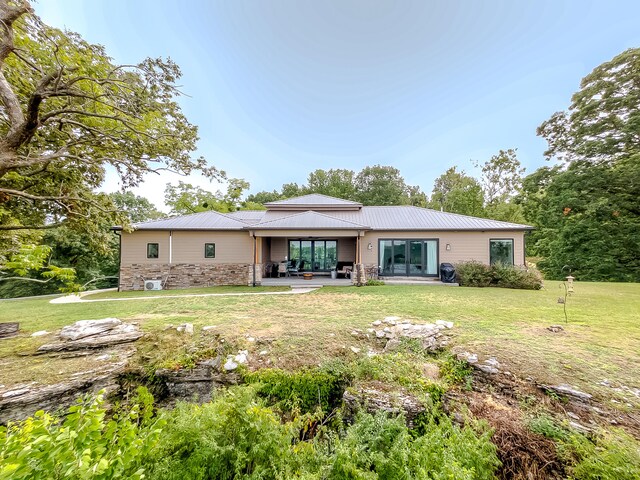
[118,228,526,290]
[361,230,526,269]
[119,230,255,290]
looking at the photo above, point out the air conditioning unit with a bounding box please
[144,280,162,291]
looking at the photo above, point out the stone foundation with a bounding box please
[119,263,262,291]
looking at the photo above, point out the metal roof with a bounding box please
[224,210,265,225]
[133,210,248,230]
[250,210,370,230]
[129,204,532,232]
[264,193,362,208]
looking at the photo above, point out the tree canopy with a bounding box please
[0,1,216,242]
[528,48,640,281]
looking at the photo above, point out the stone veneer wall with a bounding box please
[351,263,379,286]
[119,263,262,291]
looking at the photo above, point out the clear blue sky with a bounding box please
[37,0,640,208]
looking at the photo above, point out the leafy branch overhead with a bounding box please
[0,0,217,234]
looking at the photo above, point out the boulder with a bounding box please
[0,322,19,339]
[343,385,426,428]
[59,318,122,341]
[37,323,143,353]
[155,358,239,405]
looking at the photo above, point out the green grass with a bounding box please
[1,281,639,410]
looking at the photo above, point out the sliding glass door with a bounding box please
[288,240,337,271]
[379,239,438,276]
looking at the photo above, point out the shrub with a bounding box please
[244,364,352,413]
[0,388,162,480]
[325,412,500,480]
[561,428,640,480]
[365,279,385,286]
[455,261,543,290]
[144,386,295,480]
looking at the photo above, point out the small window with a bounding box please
[204,243,216,258]
[147,243,159,259]
[490,239,514,265]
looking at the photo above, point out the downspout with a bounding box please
[163,230,173,289]
[523,231,527,268]
[252,233,257,287]
[114,230,122,292]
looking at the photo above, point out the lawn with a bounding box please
[1,281,639,409]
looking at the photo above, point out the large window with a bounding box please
[147,243,159,259]
[288,240,337,271]
[204,243,216,258]
[489,239,514,265]
[379,239,438,276]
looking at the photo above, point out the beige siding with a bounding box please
[270,238,287,262]
[338,238,356,261]
[121,231,170,265]
[361,231,525,267]
[172,231,252,264]
[120,230,252,265]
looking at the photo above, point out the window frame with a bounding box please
[377,238,439,277]
[146,242,159,259]
[489,238,514,266]
[204,243,216,259]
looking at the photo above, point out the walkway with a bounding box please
[50,286,320,304]
[261,277,352,287]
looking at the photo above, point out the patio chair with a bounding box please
[277,262,288,277]
[288,260,305,277]
[336,262,353,279]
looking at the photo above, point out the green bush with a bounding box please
[244,364,352,413]
[365,279,386,286]
[324,412,500,480]
[144,386,295,480]
[455,261,543,289]
[561,429,640,480]
[0,388,162,480]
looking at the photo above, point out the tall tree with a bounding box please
[475,149,525,205]
[306,168,357,200]
[0,1,217,247]
[354,165,410,206]
[531,48,640,280]
[109,192,163,223]
[428,167,485,217]
[538,48,640,165]
[164,178,250,215]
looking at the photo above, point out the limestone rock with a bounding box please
[31,330,48,337]
[350,346,361,353]
[202,325,217,331]
[343,385,426,428]
[38,323,143,353]
[59,318,122,341]
[435,320,454,329]
[224,358,238,371]
[543,384,593,402]
[176,323,194,334]
[547,325,564,333]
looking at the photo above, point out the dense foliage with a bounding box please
[0,388,163,480]
[455,261,543,289]
[143,385,501,480]
[529,48,640,281]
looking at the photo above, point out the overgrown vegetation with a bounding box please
[455,261,543,289]
[0,388,163,480]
